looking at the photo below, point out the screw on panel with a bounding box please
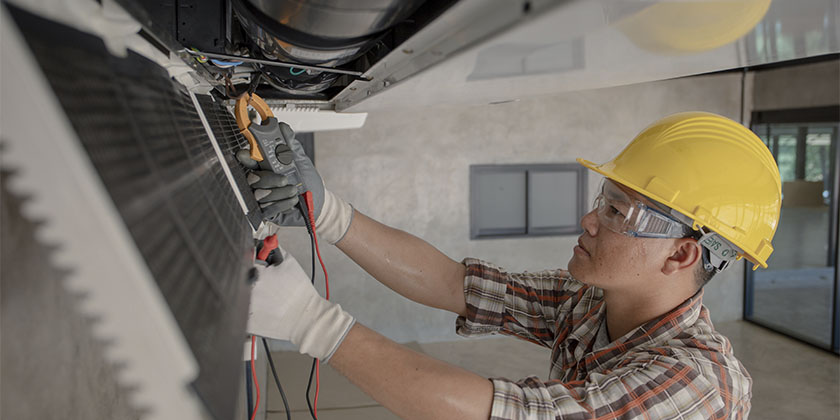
[402,48,414,54]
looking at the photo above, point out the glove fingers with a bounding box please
[254,185,298,203]
[236,149,260,170]
[261,203,305,226]
[273,209,305,226]
[248,171,289,189]
[260,196,299,214]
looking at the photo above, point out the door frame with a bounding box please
[744,105,840,354]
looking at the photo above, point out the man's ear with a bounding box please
[662,238,701,276]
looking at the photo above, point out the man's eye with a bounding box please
[609,205,623,216]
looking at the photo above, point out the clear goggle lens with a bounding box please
[594,181,690,239]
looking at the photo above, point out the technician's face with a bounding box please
[567,182,671,290]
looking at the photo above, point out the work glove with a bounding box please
[236,123,353,245]
[247,246,355,362]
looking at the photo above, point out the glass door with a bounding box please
[746,107,839,353]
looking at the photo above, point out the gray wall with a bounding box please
[278,72,748,344]
[753,59,840,110]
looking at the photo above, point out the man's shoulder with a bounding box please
[514,268,605,301]
[641,317,745,368]
[642,335,745,370]
[464,259,587,289]
[617,339,751,418]
[514,267,575,283]
[630,322,752,403]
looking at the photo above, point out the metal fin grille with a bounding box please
[16,10,253,420]
[194,94,264,228]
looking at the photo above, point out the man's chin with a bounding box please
[567,257,584,282]
[569,269,595,287]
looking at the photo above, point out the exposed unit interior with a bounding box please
[124,0,459,103]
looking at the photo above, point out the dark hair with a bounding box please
[686,230,715,290]
[694,260,716,290]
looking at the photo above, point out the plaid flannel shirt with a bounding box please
[455,258,751,420]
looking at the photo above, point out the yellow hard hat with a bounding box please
[578,112,781,269]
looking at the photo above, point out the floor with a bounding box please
[716,322,839,420]
[752,268,835,346]
[263,321,839,420]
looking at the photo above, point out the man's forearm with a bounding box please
[335,210,468,316]
[329,323,493,420]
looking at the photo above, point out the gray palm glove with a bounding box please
[237,122,353,244]
[236,122,324,225]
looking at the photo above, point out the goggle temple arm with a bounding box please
[625,204,693,238]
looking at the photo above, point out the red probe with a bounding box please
[256,234,279,261]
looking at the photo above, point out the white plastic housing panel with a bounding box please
[336,0,840,112]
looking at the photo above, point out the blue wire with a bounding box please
[289,67,306,76]
[210,59,243,67]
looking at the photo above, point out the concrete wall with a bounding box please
[278,72,748,344]
[753,59,840,110]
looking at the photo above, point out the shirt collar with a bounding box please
[580,289,704,368]
[607,288,704,350]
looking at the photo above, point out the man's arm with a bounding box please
[335,210,468,316]
[239,137,468,315]
[329,323,493,420]
[331,323,731,420]
[248,247,492,419]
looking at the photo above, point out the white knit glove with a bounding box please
[247,247,355,361]
[315,189,353,244]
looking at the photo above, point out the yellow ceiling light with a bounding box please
[615,0,772,54]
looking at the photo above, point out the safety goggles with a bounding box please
[593,180,692,239]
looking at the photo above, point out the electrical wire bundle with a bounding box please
[245,336,293,420]
[303,191,330,420]
[246,336,262,420]
[245,190,329,420]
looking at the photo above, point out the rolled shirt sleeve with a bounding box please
[456,258,587,348]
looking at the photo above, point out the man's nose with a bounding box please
[580,208,599,236]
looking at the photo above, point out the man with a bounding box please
[243,112,781,419]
